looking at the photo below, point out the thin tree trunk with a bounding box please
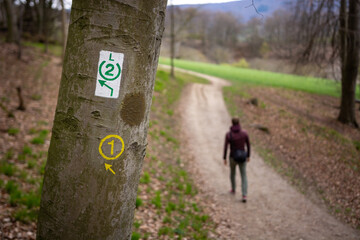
[37,0,167,239]
[338,0,359,127]
[170,3,175,78]
[3,0,17,43]
[17,3,24,60]
[37,0,44,37]
[60,0,67,60]
[43,0,49,53]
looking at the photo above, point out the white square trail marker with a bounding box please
[95,50,124,99]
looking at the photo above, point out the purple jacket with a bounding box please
[223,124,250,160]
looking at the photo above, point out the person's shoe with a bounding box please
[229,189,235,194]
[242,196,247,203]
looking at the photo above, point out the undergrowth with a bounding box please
[0,123,49,223]
[133,69,215,239]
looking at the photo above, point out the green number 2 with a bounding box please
[99,61,121,81]
[105,64,114,76]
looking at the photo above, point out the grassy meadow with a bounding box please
[159,58,360,98]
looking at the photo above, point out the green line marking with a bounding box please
[98,80,114,97]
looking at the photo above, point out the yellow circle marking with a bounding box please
[99,135,125,160]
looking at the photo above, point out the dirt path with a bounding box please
[175,68,360,240]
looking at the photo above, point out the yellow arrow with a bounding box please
[104,163,115,175]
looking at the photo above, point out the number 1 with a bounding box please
[108,140,114,155]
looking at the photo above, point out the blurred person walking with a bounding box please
[223,117,251,202]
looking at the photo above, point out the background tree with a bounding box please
[338,0,359,127]
[36,0,167,239]
[164,7,241,63]
[170,1,175,77]
[59,0,66,59]
[3,0,17,42]
[262,0,359,127]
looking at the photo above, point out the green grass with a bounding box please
[131,68,217,239]
[151,191,162,209]
[0,162,16,176]
[30,129,49,145]
[27,159,37,169]
[135,197,143,208]
[159,58,360,98]
[8,127,20,136]
[131,232,141,240]
[139,171,150,184]
[14,208,38,223]
[22,145,33,155]
[24,41,62,57]
[5,148,14,160]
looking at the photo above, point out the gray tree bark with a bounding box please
[3,0,17,43]
[36,0,167,239]
[338,0,359,127]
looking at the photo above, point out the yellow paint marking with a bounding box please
[108,140,114,155]
[99,135,125,160]
[105,163,115,175]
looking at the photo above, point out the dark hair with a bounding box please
[232,117,239,126]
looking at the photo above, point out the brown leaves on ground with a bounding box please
[0,43,220,239]
[0,43,61,239]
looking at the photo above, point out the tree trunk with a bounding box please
[17,3,24,59]
[170,3,175,78]
[37,0,167,239]
[36,0,44,38]
[43,0,48,53]
[59,0,67,60]
[338,0,359,127]
[3,0,17,43]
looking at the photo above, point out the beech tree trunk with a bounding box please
[338,0,359,127]
[37,0,167,239]
[3,0,17,43]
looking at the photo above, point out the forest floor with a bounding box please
[0,43,359,239]
[0,43,221,239]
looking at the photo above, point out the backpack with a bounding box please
[230,132,247,163]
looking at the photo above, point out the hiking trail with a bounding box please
[174,68,360,240]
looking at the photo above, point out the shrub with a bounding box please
[233,58,249,69]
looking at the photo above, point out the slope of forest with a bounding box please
[223,79,360,229]
[179,0,289,21]
[0,43,234,239]
[161,58,360,229]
